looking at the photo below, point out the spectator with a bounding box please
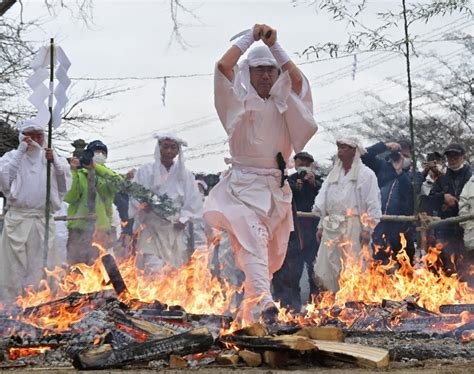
[420,152,446,197]
[361,140,416,263]
[428,143,472,276]
[273,151,323,311]
[65,140,119,265]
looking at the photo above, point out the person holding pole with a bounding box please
[0,119,71,303]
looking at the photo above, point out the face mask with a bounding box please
[402,157,412,169]
[448,161,464,171]
[93,152,107,165]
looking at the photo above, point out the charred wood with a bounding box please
[72,327,214,370]
[219,334,317,352]
[101,254,128,295]
[439,304,474,314]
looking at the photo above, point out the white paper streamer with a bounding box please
[24,44,71,129]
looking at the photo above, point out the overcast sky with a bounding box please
[11,1,471,173]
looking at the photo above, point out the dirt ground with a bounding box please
[4,361,474,373]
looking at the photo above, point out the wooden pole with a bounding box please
[43,38,54,270]
[401,0,418,217]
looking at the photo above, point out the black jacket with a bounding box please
[428,164,472,219]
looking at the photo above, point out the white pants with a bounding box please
[313,216,362,293]
[0,207,56,303]
[135,214,188,272]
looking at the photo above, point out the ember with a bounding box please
[0,238,471,370]
[7,346,51,360]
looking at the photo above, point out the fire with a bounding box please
[7,346,51,360]
[7,227,474,334]
[15,242,240,331]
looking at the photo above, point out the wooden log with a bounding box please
[219,334,317,352]
[169,354,188,368]
[263,351,288,367]
[72,327,214,370]
[312,340,389,368]
[294,326,344,342]
[216,353,239,365]
[234,323,268,337]
[395,315,462,331]
[439,304,474,314]
[238,350,262,367]
[22,290,116,318]
[102,254,127,295]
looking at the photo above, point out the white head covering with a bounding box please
[152,132,188,194]
[16,118,46,133]
[235,46,291,113]
[327,137,366,184]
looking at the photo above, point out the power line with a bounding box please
[314,48,466,114]
[307,18,472,88]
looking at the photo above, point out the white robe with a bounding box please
[204,66,317,316]
[459,176,474,251]
[130,162,203,270]
[0,146,71,303]
[313,160,381,292]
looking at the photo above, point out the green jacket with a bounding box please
[65,164,119,231]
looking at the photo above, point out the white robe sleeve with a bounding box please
[52,152,72,199]
[358,168,382,229]
[179,171,204,224]
[0,150,24,196]
[283,73,318,153]
[313,178,329,228]
[214,64,245,136]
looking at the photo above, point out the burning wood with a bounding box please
[72,327,214,370]
[0,236,470,370]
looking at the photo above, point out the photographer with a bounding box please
[361,141,416,264]
[421,152,445,197]
[65,140,120,265]
[273,152,322,311]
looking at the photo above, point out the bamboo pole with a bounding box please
[43,38,55,269]
[0,214,95,222]
[295,211,474,227]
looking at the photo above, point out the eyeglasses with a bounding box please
[336,143,354,150]
[160,143,179,151]
[250,66,279,76]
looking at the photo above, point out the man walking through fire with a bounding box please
[203,23,317,322]
[0,119,71,302]
[130,133,203,272]
[313,138,381,293]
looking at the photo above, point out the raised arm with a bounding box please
[260,25,303,95]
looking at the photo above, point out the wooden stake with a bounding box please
[43,38,54,270]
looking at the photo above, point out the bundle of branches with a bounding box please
[104,174,178,221]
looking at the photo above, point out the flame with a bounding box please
[7,346,51,360]
[15,241,239,331]
[6,225,474,335]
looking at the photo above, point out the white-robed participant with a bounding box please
[312,138,382,293]
[204,24,317,321]
[130,133,203,271]
[0,119,71,302]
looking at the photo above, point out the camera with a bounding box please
[296,166,311,179]
[387,151,402,162]
[80,149,94,168]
